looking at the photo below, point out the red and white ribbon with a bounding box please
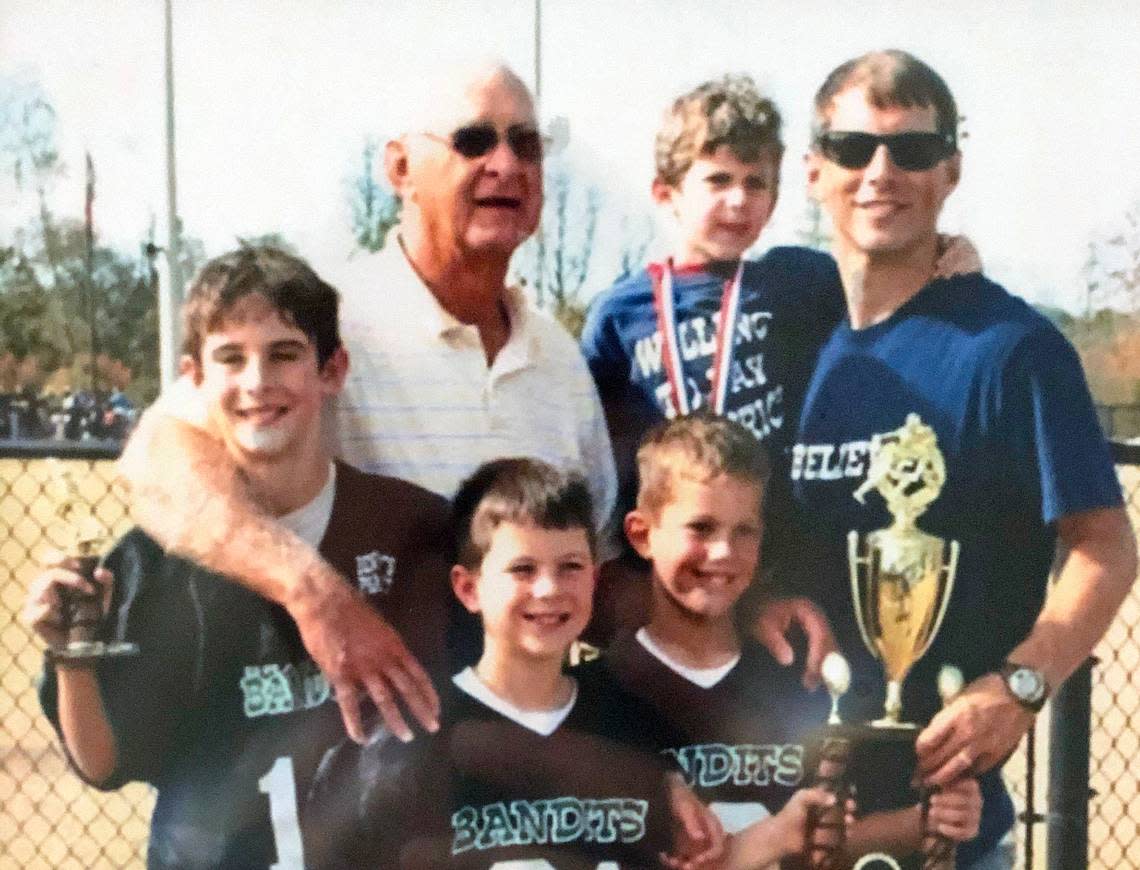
[651,259,744,417]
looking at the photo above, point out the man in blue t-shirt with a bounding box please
[773,48,1137,868]
[579,75,976,666]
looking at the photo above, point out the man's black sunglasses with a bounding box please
[815,131,956,171]
[428,123,544,163]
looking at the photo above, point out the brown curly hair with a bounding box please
[181,245,341,367]
[655,74,784,188]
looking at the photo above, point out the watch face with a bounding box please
[1009,668,1045,703]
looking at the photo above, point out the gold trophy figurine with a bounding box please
[848,414,959,727]
[45,460,137,663]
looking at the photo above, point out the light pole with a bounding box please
[161,0,185,388]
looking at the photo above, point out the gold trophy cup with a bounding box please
[848,414,959,727]
[801,415,962,866]
[45,460,137,663]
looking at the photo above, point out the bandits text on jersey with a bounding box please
[240,660,331,718]
[451,797,648,854]
[665,742,805,790]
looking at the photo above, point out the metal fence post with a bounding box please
[1047,656,1094,870]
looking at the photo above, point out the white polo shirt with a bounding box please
[328,242,617,530]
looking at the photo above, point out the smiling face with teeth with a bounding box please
[807,85,959,264]
[191,294,346,467]
[393,66,543,270]
[453,520,595,664]
[630,473,763,622]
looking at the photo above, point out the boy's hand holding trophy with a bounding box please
[37,460,137,664]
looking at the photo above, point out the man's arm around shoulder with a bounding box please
[118,402,440,743]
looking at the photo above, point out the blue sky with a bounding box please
[3,0,1140,313]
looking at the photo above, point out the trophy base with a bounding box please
[48,641,139,664]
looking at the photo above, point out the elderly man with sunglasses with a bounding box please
[330,65,612,516]
[764,49,1136,869]
[119,62,615,746]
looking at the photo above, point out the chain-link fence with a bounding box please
[2,445,1139,869]
[1,446,150,869]
[1088,446,1140,868]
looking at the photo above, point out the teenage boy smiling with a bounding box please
[26,247,454,869]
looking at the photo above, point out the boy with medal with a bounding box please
[582,75,839,521]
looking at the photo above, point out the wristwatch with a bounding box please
[999,661,1049,713]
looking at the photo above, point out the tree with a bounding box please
[0,248,68,372]
[0,76,60,201]
[1085,201,1140,314]
[1070,203,1140,416]
[2,217,160,399]
[521,160,602,336]
[346,139,401,253]
[613,212,655,285]
[0,81,164,403]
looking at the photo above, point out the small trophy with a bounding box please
[848,414,959,727]
[44,460,137,663]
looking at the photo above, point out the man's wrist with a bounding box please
[998,660,1050,713]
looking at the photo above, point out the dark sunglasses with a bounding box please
[428,123,544,163]
[815,130,956,171]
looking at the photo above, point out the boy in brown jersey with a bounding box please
[610,415,981,868]
[25,246,456,869]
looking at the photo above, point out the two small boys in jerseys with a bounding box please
[27,65,982,869]
[313,422,979,868]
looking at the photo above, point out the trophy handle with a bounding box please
[48,556,139,664]
[803,735,851,870]
[921,788,958,869]
[919,539,959,663]
[847,531,877,660]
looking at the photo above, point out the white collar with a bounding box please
[452,666,577,736]
[277,462,337,548]
[635,627,740,689]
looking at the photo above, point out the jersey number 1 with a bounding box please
[258,756,304,869]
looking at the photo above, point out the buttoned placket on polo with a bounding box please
[436,284,537,438]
